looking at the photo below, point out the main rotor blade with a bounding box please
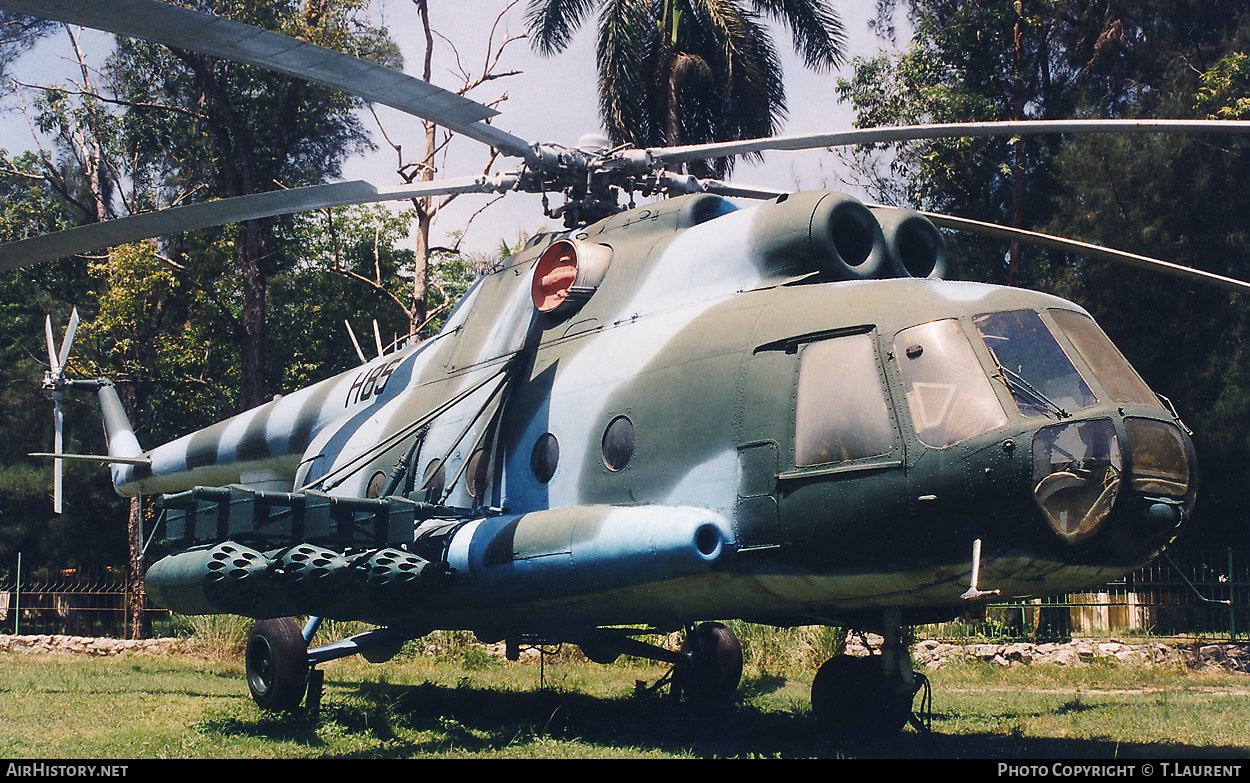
[650,119,1250,165]
[0,0,534,158]
[30,452,153,466]
[0,177,501,269]
[683,177,787,200]
[918,210,1250,295]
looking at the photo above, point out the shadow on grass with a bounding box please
[200,674,1250,759]
[199,710,328,748]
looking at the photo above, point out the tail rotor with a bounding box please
[42,308,79,514]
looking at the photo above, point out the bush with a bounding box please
[730,622,846,678]
[173,614,252,659]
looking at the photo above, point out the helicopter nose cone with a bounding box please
[1031,419,1122,546]
[1030,416,1192,562]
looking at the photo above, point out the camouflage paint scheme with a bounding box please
[117,191,1193,636]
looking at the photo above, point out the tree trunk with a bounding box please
[68,34,150,637]
[173,47,268,409]
[239,219,267,409]
[1008,4,1027,287]
[411,206,431,339]
[126,496,147,639]
[116,382,149,640]
[409,0,436,341]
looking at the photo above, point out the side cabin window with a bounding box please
[893,319,1008,448]
[794,333,895,466]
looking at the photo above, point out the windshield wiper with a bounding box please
[993,365,1070,419]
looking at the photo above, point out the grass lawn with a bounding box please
[1,646,1249,759]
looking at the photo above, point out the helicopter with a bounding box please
[4,0,1250,738]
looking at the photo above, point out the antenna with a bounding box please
[344,320,367,365]
[42,308,79,514]
[960,538,1001,600]
[372,319,384,358]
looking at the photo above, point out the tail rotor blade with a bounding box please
[57,308,79,372]
[45,315,59,375]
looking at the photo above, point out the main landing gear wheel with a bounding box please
[811,655,913,737]
[672,621,743,703]
[245,617,309,712]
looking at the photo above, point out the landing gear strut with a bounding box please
[810,621,927,737]
[671,621,743,702]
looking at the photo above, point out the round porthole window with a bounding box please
[602,415,635,471]
[466,448,491,500]
[531,433,559,484]
[366,471,388,498]
[421,459,445,500]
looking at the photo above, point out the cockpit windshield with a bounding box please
[1047,309,1161,407]
[973,310,1098,418]
[892,309,1162,450]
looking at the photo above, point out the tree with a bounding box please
[525,0,847,177]
[836,0,1083,286]
[0,152,125,585]
[357,0,523,341]
[103,0,396,409]
[1040,43,1250,548]
[299,205,490,356]
[839,0,1250,546]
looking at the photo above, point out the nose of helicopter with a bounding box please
[1030,419,1123,546]
[1030,415,1192,558]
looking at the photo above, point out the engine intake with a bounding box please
[871,207,948,279]
[749,191,888,281]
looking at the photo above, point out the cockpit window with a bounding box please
[795,333,895,466]
[894,320,1008,448]
[1047,309,1160,406]
[974,310,1098,418]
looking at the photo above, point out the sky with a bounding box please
[0,1,908,256]
[364,0,907,254]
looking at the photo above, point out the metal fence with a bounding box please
[931,549,1250,642]
[1,550,1247,641]
[0,569,169,639]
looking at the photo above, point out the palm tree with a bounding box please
[525,0,846,178]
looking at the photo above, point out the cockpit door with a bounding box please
[774,329,908,549]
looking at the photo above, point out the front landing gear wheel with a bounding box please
[672,621,743,703]
[245,617,308,711]
[811,655,911,737]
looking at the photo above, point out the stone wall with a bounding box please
[0,634,191,656]
[845,634,1250,673]
[2,632,1248,673]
